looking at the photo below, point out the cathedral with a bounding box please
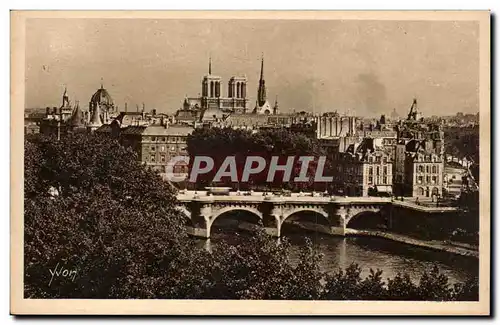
[176,56,279,124]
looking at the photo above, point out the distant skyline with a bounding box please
[25,18,479,117]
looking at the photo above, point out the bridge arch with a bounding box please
[211,206,263,223]
[345,208,383,229]
[208,206,264,238]
[282,208,329,224]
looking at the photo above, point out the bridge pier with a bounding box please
[330,206,348,236]
[330,206,347,236]
[189,204,214,239]
[264,205,283,238]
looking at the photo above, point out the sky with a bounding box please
[25,18,480,117]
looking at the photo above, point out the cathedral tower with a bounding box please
[201,57,222,110]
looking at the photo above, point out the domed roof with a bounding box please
[90,84,113,106]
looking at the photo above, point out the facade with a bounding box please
[331,138,393,197]
[315,113,357,139]
[119,121,193,177]
[403,139,444,198]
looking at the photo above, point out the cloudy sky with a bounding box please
[25,18,479,117]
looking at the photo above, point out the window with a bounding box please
[418,165,424,173]
[160,155,166,163]
[151,137,156,142]
[368,166,373,175]
[436,165,439,174]
[432,165,437,173]
[432,176,437,184]
[383,166,387,175]
[417,176,423,184]
[151,146,155,151]
[426,166,430,173]
[376,166,380,175]
[383,176,388,184]
[426,176,431,184]
[171,146,176,152]
[368,176,373,184]
[376,156,381,163]
[150,155,156,162]
[418,187,424,196]
[383,157,388,164]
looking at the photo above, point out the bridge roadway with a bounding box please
[175,191,458,238]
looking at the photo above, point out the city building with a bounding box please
[119,121,193,178]
[331,137,393,197]
[393,99,445,198]
[402,139,444,198]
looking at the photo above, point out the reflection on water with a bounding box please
[199,224,478,284]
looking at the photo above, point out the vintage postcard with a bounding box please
[11,10,490,315]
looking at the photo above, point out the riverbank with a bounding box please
[346,229,479,258]
[284,221,479,258]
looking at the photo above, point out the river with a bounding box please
[198,223,478,285]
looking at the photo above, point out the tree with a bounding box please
[24,133,188,298]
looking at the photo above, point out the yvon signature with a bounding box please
[48,263,77,286]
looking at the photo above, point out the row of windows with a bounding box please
[417,175,438,185]
[367,156,390,164]
[146,136,187,143]
[416,187,440,197]
[367,176,390,185]
[150,145,182,152]
[368,166,390,176]
[417,165,439,174]
[149,154,188,163]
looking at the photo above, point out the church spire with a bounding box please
[257,54,267,107]
[260,54,264,81]
[62,86,69,107]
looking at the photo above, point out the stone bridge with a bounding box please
[175,191,457,238]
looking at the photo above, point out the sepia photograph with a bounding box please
[10,10,490,315]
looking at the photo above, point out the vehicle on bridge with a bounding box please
[205,187,231,196]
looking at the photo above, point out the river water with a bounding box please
[200,223,478,285]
